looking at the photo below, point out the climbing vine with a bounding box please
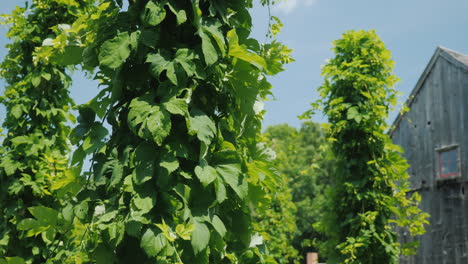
[305,30,429,264]
[16,0,293,263]
[0,1,94,263]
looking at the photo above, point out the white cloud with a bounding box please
[273,0,317,15]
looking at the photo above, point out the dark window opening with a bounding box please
[438,147,459,178]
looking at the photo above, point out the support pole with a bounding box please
[306,252,319,264]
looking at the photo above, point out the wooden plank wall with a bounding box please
[392,54,468,264]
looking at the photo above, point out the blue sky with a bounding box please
[1,0,467,128]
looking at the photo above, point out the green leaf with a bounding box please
[129,30,140,50]
[216,163,248,199]
[1,156,18,176]
[74,200,89,220]
[215,178,227,203]
[128,95,153,133]
[147,106,172,145]
[200,21,226,65]
[140,29,160,49]
[194,162,217,187]
[4,257,24,264]
[162,96,188,116]
[62,204,74,222]
[141,1,166,26]
[53,46,84,66]
[200,30,218,65]
[0,233,9,247]
[82,123,108,154]
[11,105,22,119]
[10,136,28,146]
[17,219,40,231]
[50,168,81,194]
[42,227,56,244]
[126,220,142,237]
[128,93,172,145]
[166,64,179,86]
[155,219,176,242]
[204,22,225,56]
[17,206,59,237]
[7,180,23,195]
[28,206,59,225]
[227,29,267,71]
[167,49,196,86]
[191,220,210,255]
[176,223,194,240]
[133,194,156,214]
[83,45,99,69]
[141,228,167,257]
[167,2,187,25]
[98,32,131,69]
[147,49,197,86]
[71,147,86,166]
[32,76,41,87]
[211,215,227,237]
[108,163,123,190]
[160,152,179,174]
[347,106,362,123]
[133,144,156,185]
[41,72,51,80]
[147,51,171,79]
[188,110,216,146]
[174,49,197,77]
[98,211,118,223]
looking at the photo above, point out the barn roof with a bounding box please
[389,47,468,136]
[440,46,468,69]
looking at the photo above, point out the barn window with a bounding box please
[437,146,460,179]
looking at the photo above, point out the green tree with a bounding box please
[0,1,90,262]
[30,0,292,263]
[306,30,429,264]
[253,130,299,264]
[257,122,333,263]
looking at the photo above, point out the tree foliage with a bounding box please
[306,30,429,264]
[4,0,293,263]
[255,122,333,264]
[253,129,299,264]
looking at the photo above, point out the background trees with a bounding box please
[255,122,333,264]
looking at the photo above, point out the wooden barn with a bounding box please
[390,46,468,264]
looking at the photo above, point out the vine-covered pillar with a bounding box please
[0,1,90,262]
[307,30,429,263]
[63,0,292,263]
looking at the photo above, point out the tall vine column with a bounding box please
[62,0,292,263]
[309,30,428,263]
[0,1,89,262]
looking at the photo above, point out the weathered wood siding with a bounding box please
[391,48,468,264]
